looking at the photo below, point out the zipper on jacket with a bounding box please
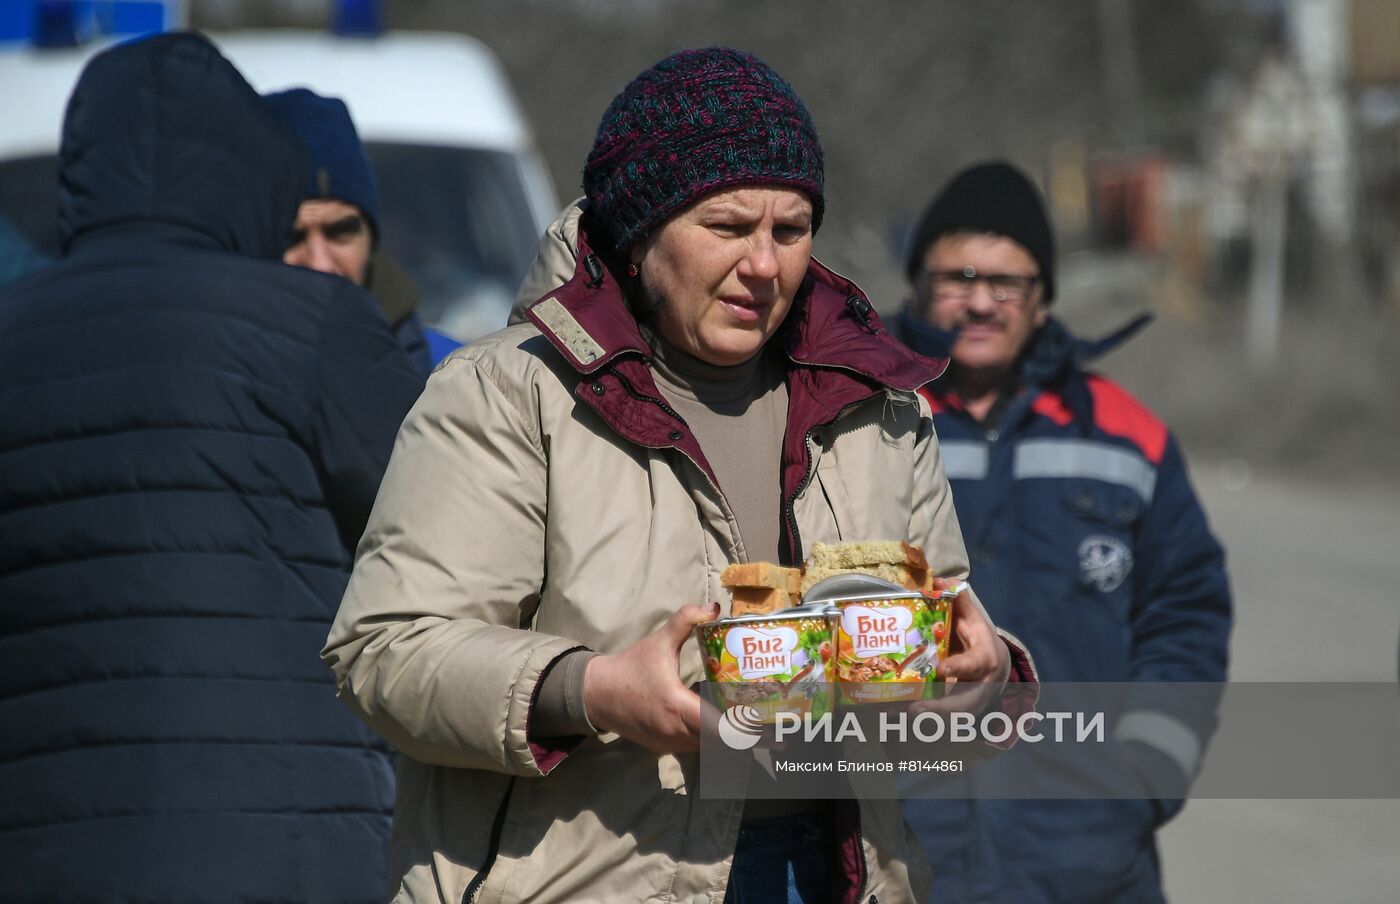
[613,365,690,429]
[610,369,748,556]
[462,778,516,904]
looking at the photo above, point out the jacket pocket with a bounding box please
[1057,479,1143,624]
[814,458,856,543]
[1007,798,1160,901]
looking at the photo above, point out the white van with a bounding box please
[0,27,559,342]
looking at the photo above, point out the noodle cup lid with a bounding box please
[799,573,968,606]
[695,604,839,632]
[800,573,924,607]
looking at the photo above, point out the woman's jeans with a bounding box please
[724,815,831,904]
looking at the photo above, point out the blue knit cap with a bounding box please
[263,88,380,239]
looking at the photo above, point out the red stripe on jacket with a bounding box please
[1086,375,1167,464]
[1031,391,1074,426]
[917,385,944,414]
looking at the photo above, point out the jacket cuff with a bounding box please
[524,645,595,775]
[998,629,1038,686]
[982,629,1041,751]
[1119,738,1190,826]
[506,640,590,776]
[528,649,600,740]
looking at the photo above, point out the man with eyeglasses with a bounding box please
[894,161,1231,904]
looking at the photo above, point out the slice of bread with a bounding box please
[722,562,803,616]
[721,562,802,595]
[808,541,928,573]
[802,541,930,595]
[730,586,794,617]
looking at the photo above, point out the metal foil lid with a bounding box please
[795,573,969,606]
[799,573,923,606]
[696,605,839,630]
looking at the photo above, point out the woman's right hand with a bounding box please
[583,603,719,754]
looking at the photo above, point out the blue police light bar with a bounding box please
[332,0,382,38]
[0,0,180,48]
[97,0,172,36]
[34,0,93,48]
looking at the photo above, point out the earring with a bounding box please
[627,262,639,277]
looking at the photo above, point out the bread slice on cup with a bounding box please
[801,541,931,595]
[721,562,803,617]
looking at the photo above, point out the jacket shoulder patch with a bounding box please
[532,296,605,366]
[1086,375,1167,464]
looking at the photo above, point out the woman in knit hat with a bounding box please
[325,48,1033,904]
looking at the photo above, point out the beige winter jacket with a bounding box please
[324,204,1032,904]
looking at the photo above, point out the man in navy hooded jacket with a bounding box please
[0,33,422,902]
[894,162,1232,904]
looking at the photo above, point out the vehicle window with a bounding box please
[367,143,540,342]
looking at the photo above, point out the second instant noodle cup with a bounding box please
[802,573,960,705]
[695,608,838,723]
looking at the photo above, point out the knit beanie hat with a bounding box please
[263,88,381,239]
[583,47,824,253]
[904,161,1056,303]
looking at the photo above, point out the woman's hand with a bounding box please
[583,603,718,754]
[912,588,1011,716]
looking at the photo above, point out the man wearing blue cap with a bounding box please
[265,87,461,373]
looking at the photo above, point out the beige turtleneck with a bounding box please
[646,332,789,566]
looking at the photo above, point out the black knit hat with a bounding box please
[905,161,1056,303]
[583,47,824,253]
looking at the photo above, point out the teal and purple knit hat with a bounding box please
[583,47,825,252]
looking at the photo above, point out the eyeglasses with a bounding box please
[921,266,1041,304]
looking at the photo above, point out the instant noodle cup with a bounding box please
[694,608,838,723]
[802,574,960,705]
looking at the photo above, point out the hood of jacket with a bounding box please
[1019,311,1153,388]
[57,31,305,259]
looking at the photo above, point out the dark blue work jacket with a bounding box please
[896,313,1231,904]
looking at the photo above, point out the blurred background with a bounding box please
[3,0,1398,900]
[217,0,1399,483]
